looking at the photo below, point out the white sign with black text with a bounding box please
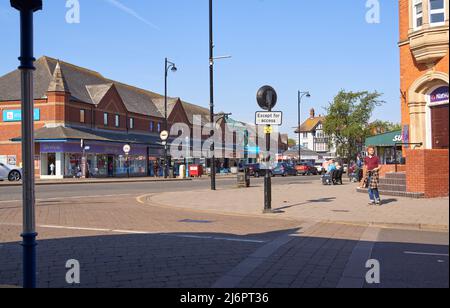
[255,111,283,126]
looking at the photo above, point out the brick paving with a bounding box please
[0,189,447,288]
[150,181,449,230]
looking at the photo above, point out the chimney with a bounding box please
[310,108,315,119]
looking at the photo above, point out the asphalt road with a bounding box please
[0,175,321,202]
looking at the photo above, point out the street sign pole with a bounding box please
[256,86,278,214]
[11,0,43,289]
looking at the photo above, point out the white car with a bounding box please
[0,163,22,182]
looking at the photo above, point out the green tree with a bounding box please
[323,90,384,161]
[368,121,402,135]
[288,138,297,148]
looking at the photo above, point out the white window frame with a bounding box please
[413,0,424,30]
[115,115,120,128]
[429,0,446,26]
[129,117,134,129]
[103,113,108,126]
[80,109,85,123]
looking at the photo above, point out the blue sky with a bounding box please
[0,0,400,138]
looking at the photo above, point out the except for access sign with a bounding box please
[255,111,283,126]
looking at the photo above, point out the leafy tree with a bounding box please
[288,138,297,148]
[323,90,384,161]
[368,121,402,135]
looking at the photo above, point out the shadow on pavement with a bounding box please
[0,228,448,288]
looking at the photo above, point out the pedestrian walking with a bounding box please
[362,146,382,206]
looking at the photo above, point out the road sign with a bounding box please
[257,86,277,111]
[160,130,169,141]
[264,126,273,134]
[123,144,131,154]
[256,111,283,126]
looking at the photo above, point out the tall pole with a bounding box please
[164,58,168,179]
[11,0,42,289]
[264,107,272,214]
[209,0,216,190]
[298,91,302,162]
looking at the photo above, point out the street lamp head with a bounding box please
[306,93,311,98]
[171,65,178,73]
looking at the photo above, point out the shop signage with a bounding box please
[2,109,40,122]
[40,142,147,156]
[430,86,449,104]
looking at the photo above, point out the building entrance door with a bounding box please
[431,104,449,149]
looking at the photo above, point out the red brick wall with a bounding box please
[406,149,449,198]
[399,0,449,141]
[379,164,407,177]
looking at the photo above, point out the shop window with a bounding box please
[104,113,108,126]
[429,0,445,25]
[413,0,424,30]
[115,115,120,128]
[80,109,85,123]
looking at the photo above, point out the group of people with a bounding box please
[321,160,344,185]
[320,147,382,206]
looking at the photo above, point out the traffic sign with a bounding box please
[160,130,169,141]
[257,86,277,111]
[255,111,283,126]
[264,126,273,134]
[123,144,131,154]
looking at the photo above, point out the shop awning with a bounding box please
[365,130,402,147]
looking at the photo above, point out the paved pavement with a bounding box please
[0,178,448,288]
[148,181,449,231]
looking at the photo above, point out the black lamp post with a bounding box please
[297,91,311,162]
[164,58,177,178]
[10,0,42,289]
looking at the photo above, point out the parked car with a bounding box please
[295,162,318,176]
[272,163,297,177]
[0,163,22,182]
[315,163,325,175]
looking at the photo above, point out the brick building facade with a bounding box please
[399,0,449,197]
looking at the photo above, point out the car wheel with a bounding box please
[8,170,21,182]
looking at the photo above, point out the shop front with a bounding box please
[365,130,404,165]
[39,142,160,179]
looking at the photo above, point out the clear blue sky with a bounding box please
[0,0,400,138]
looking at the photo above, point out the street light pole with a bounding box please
[297,91,311,162]
[11,0,42,289]
[164,58,177,179]
[209,0,216,191]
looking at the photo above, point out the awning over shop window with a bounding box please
[365,130,403,147]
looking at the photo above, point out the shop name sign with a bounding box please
[255,111,283,126]
[2,109,40,122]
[430,86,449,104]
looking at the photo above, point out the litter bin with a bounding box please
[237,168,251,188]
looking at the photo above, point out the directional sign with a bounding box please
[255,111,283,126]
[160,130,169,141]
[257,86,278,111]
[123,144,131,154]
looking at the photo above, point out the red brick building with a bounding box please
[0,56,288,179]
[0,56,209,178]
[399,0,449,197]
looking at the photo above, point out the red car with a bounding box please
[295,163,318,176]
